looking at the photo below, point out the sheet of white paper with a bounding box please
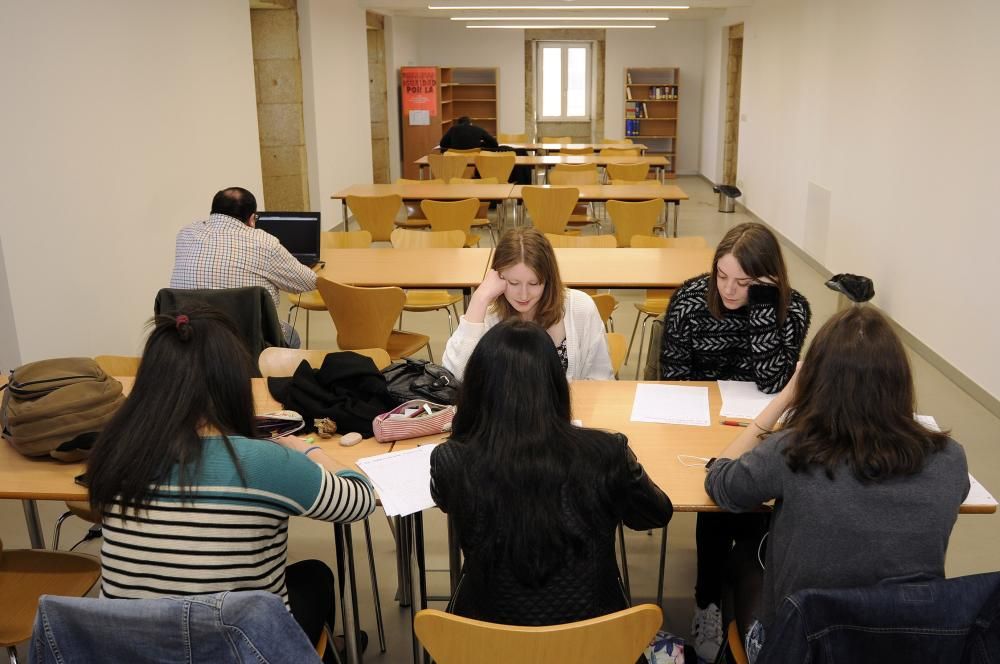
[630,384,710,426]
[914,415,996,507]
[356,444,438,517]
[408,109,430,126]
[718,380,777,419]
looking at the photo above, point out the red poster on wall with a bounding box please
[401,67,438,118]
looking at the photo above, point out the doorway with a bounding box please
[366,12,390,183]
[722,23,744,186]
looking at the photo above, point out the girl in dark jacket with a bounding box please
[431,319,672,625]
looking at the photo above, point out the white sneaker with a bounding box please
[691,602,723,662]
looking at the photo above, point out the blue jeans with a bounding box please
[31,591,320,664]
[744,620,765,663]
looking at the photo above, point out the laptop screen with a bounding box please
[255,212,321,264]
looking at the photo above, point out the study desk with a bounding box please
[330,182,515,232]
[317,247,492,289]
[0,376,383,664]
[510,183,691,236]
[553,247,713,289]
[415,154,671,183]
[499,142,649,154]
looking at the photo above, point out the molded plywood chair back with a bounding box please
[630,235,707,249]
[560,146,595,155]
[602,137,633,144]
[421,198,482,247]
[548,163,600,186]
[497,132,528,143]
[544,233,616,248]
[522,186,580,235]
[315,278,431,361]
[413,604,662,664]
[607,199,664,248]
[474,153,515,182]
[346,194,402,242]
[606,162,650,182]
[443,147,480,154]
[429,153,473,181]
[448,178,499,185]
[606,332,627,377]
[591,293,618,330]
[0,537,101,663]
[600,147,641,157]
[391,228,466,249]
[258,347,392,377]
[540,136,572,144]
[396,179,443,228]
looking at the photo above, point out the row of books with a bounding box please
[626,101,649,118]
[625,119,642,137]
[625,86,679,101]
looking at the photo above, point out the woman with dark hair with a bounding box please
[443,227,613,381]
[658,222,811,660]
[431,320,672,626]
[87,308,376,646]
[706,307,969,662]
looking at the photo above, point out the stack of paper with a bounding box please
[717,381,776,420]
[356,445,438,517]
[630,384,710,426]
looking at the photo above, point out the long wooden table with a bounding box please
[554,247,713,289]
[511,183,690,236]
[500,142,648,154]
[317,247,492,289]
[415,154,671,183]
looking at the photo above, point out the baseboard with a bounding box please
[737,203,1000,419]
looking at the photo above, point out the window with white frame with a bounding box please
[536,42,591,121]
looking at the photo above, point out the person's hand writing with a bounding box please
[273,434,311,453]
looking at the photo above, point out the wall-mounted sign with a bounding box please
[401,67,437,118]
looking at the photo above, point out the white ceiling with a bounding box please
[357,0,752,20]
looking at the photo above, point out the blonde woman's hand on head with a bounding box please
[466,269,508,323]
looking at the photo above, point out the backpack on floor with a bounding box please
[1,357,125,461]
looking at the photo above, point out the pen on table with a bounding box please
[719,419,750,428]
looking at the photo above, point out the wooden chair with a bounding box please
[390,228,465,334]
[287,230,373,348]
[421,198,482,248]
[521,186,580,236]
[560,146,595,155]
[606,199,664,248]
[395,178,443,230]
[497,132,527,143]
[591,293,618,331]
[606,332,627,378]
[548,164,600,230]
[443,147,480,154]
[413,604,662,664]
[448,176,500,241]
[474,152,515,182]
[540,135,572,144]
[600,147,641,157]
[1,537,101,664]
[315,278,431,361]
[606,162,650,182]
[544,233,616,248]
[429,153,473,181]
[258,347,392,376]
[601,137,633,144]
[346,194,402,243]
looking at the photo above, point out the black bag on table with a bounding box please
[382,359,460,406]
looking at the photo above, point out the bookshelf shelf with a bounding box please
[624,67,678,174]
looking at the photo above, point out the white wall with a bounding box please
[699,0,1000,399]
[299,0,374,227]
[0,237,20,372]
[605,22,707,174]
[0,0,262,362]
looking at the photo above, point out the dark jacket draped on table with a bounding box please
[430,433,672,626]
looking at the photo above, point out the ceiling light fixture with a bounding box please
[454,16,670,20]
[430,5,689,10]
[466,24,657,28]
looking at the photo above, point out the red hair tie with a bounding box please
[175,314,190,329]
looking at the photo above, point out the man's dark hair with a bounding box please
[210,187,257,223]
[457,116,472,125]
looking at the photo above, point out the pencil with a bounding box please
[719,419,750,427]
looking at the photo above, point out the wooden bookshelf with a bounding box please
[625,67,678,175]
[400,67,498,179]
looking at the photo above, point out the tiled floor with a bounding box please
[4,175,998,660]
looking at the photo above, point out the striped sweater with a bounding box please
[99,436,376,605]
[660,275,811,394]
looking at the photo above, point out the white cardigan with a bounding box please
[442,289,614,382]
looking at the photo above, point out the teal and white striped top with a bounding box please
[99,436,376,605]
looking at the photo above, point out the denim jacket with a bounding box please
[757,572,1000,664]
[31,591,320,664]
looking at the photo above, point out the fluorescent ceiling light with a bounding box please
[455,16,670,20]
[467,24,657,28]
[430,5,689,9]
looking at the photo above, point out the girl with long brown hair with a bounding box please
[706,307,969,662]
[443,227,613,381]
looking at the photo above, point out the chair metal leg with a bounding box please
[363,518,387,653]
[51,510,73,551]
[426,343,434,363]
[303,310,310,349]
[656,525,669,609]
[635,315,652,380]
[625,311,645,366]
[618,523,632,605]
[444,307,455,336]
[8,645,18,664]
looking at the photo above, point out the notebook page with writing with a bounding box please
[356,444,439,517]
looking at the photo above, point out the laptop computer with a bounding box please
[254,211,321,267]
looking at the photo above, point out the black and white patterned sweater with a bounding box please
[659,274,811,394]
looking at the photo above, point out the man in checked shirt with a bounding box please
[169,187,317,347]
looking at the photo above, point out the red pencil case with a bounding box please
[372,399,455,443]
